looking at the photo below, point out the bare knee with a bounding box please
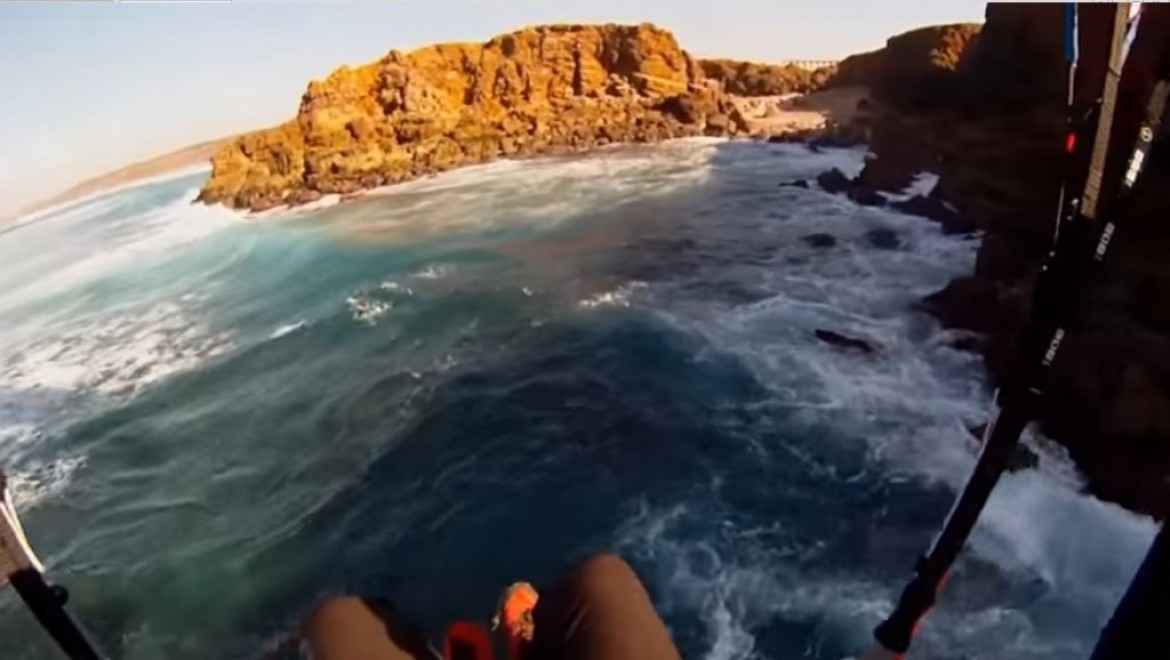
[570,553,643,596]
[309,596,371,628]
[305,596,428,660]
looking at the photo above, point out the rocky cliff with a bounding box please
[696,58,830,95]
[198,24,754,211]
[863,4,1170,517]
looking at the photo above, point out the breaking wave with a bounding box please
[0,141,1153,660]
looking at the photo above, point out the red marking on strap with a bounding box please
[938,571,952,592]
[1066,132,1077,153]
[908,572,954,646]
[445,622,494,660]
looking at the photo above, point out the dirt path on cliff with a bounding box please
[730,86,869,134]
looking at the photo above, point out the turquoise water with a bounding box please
[0,141,1156,659]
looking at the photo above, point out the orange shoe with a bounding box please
[492,582,539,658]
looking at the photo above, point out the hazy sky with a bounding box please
[0,1,986,213]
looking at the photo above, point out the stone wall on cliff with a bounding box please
[198,24,746,212]
[866,4,1170,517]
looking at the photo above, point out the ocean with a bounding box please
[0,140,1156,660]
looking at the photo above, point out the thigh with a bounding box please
[304,597,436,660]
[530,554,681,660]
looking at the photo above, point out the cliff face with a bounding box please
[847,23,982,191]
[866,4,1170,516]
[696,59,829,95]
[827,48,886,89]
[198,24,745,211]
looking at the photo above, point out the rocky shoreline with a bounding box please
[196,24,862,213]
[198,10,1170,518]
[817,4,1170,518]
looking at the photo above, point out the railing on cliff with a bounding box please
[780,59,839,71]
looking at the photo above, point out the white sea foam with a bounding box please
[617,503,888,660]
[6,455,86,510]
[578,281,647,309]
[412,265,454,281]
[2,300,233,398]
[379,280,415,295]
[0,176,243,512]
[0,186,241,314]
[630,143,1156,658]
[270,320,307,339]
[346,295,394,325]
[309,139,721,245]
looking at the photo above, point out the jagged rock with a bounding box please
[919,275,998,334]
[815,329,878,354]
[849,187,888,207]
[801,233,837,249]
[890,194,975,235]
[950,333,987,354]
[864,228,900,249]
[815,168,853,194]
[808,132,866,150]
[870,4,1170,515]
[824,49,886,89]
[287,189,324,206]
[890,194,953,222]
[697,59,818,95]
[848,23,982,194]
[199,24,742,211]
[705,113,732,136]
[765,128,827,145]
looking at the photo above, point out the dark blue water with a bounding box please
[0,141,1154,660]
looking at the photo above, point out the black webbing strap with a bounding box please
[869,7,1168,656]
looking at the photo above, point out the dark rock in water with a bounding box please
[967,424,1041,473]
[1010,445,1042,473]
[849,187,888,207]
[809,132,866,150]
[287,189,324,206]
[950,334,986,354]
[813,167,888,207]
[864,228,901,250]
[780,179,811,189]
[890,194,975,235]
[919,276,998,333]
[768,128,823,145]
[815,168,853,194]
[890,194,952,222]
[815,329,878,354]
[801,233,838,249]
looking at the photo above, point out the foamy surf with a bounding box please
[9,164,212,229]
[624,144,1155,658]
[2,300,233,397]
[579,281,648,309]
[0,185,242,314]
[306,139,721,245]
[270,320,308,339]
[5,455,87,510]
[0,139,1149,660]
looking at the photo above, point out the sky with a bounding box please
[0,1,987,214]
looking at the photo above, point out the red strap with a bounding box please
[444,622,495,660]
